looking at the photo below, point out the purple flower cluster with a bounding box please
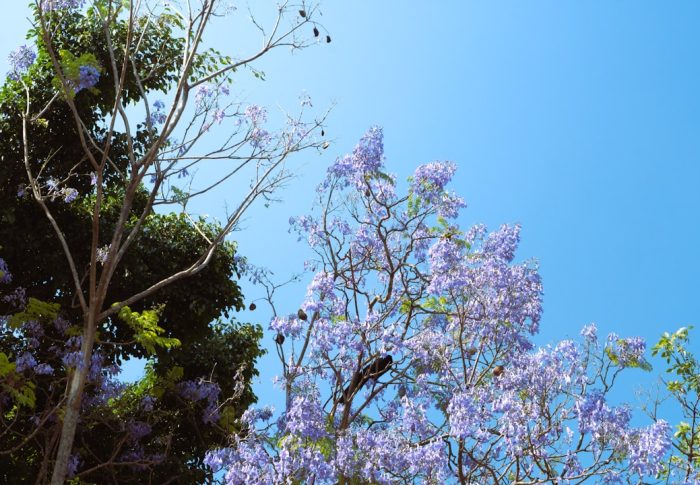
[606,335,647,368]
[0,258,12,284]
[195,84,214,108]
[126,420,152,443]
[7,45,36,80]
[627,420,671,476]
[285,392,327,440]
[410,161,465,218]
[149,100,166,125]
[206,129,675,482]
[74,65,99,93]
[41,0,85,11]
[326,126,384,190]
[575,390,631,448]
[177,379,221,424]
[244,104,267,124]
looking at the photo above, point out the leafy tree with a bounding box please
[0,0,327,482]
[208,128,679,484]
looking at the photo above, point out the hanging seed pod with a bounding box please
[297,308,308,321]
[321,129,325,136]
[249,302,257,311]
[493,365,505,377]
[326,35,332,43]
[313,26,320,37]
[322,141,330,149]
[299,9,306,18]
[275,333,285,345]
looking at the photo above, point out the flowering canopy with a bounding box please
[207,128,679,484]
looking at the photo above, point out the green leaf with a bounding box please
[116,304,181,355]
[8,298,60,329]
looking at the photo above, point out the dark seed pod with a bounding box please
[249,302,256,311]
[297,308,308,321]
[299,9,306,18]
[397,385,406,398]
[326,35,332,43]
[493,365,505,377]
[275,333,285,345]
[313,26,320,37]
[321,129,325,136]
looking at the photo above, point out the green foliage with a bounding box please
[652,327,700,473]
[653,327,699,392]
[52,49,102,98]
[7,297,60,329]
[116,304,181,354]
[0,353,36,409]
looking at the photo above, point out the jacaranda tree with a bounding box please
[0,0,328,482]
[205,127,696,484]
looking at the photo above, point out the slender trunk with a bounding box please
[49,312,97,485]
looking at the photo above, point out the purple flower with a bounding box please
[141,396,155,412]
[326,126,384,190]
[212,109,226,124]
[580,323,598,345]
[95,245,110,265]
[285,392,327,440]
[483,223,521,262]
[244,105,267,124]
[607,336,647,368]
[628,420,671,476]
[195,84,214,108]
[15,352,37,372]
[204,447,236,473]
[410,162,463,218]
[0,258,12,284]
[149,100,167,125]
[127,420,152,442]
[35,363,54,375]
[74,65,100,93]
[41,0,85,11]
[66,454,81,478]
[62,187,78,203]
[62,351,85,370]
[250,127,271,148]
[7,45,36,80]
[177,379,221,424]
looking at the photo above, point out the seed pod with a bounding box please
[397,385,406,398]
[275,333,285,345]
[298,9,306,18]
[313,26,320,37]
[321,129,325,136]
[249,302,257,311]
[322,141,330,149]
[326,35,332,43]
[493,365,504,377]
[297,308,308,321]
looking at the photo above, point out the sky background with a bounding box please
[2,1,699,416]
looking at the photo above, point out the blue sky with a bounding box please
[2,2,699,414]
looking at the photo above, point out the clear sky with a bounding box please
[2,1,699,414]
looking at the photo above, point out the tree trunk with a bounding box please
[49,314,96,485]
